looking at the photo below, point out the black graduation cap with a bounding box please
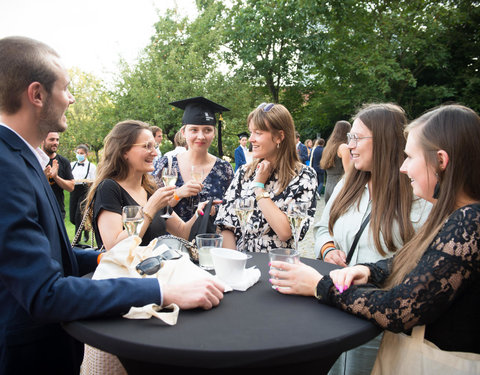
[169,96,230,157]
[237,132,249,140]
[169,96,229,126]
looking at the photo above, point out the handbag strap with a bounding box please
[346,212,371,265]
[71,191,96,247]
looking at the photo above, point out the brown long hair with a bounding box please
[329,103,415,257]
[245,103,302,193]
[320,120,351,169]
[85,120,157,226]
[385,104,480,288]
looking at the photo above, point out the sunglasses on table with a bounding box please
[136,248,183,276]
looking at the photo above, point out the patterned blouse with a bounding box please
[215,164,318,252]
[154,155,234,222]
[315,204,480,353]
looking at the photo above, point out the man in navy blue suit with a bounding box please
[0,36,224,374]
[295,131,309,164]
[234,132,248,171]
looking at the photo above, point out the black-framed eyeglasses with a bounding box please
[135,249,183,275]
[257,102,275,112]
[132,141,156,152]
[346,133,373,147]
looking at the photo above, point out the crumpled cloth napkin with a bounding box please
[216,267,261,292]
[93,236,231,325]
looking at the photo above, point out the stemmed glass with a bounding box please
[234,196,255,253]
[161,166,178,218]
[286,201,309,253]
[122,205,144,237]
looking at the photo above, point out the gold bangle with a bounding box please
[144,210,153,222]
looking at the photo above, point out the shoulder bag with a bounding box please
[346,212,371,265]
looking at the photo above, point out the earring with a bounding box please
[433,181,440,199]
[277,143,280,149]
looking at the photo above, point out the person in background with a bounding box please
[42,131,75,219]
[320,120,352,203]
[310,138,325,199]
[70,144,96,242]
[245,141,253,163]
[305,103,434,375]
[270,104,480,369]
[0,36,224,374]
[216,103,317,252]
[234,131,249,171]
[295,131,309,164]
[305,138,313,166]
[150,125,163,175]
[163,129,187,159]
[155,97,234,222]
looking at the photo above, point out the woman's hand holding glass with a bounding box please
[143,185,176,221]
[269,261,323,296]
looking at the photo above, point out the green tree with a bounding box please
[61,68,114,162]
[224,0,317,103]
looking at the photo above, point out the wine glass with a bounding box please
[286,201,309,253]
[191,165,204,183]
[161,166,178,218]
[122,205,144,237]
[190,165,204,210]
[234,196,255,253]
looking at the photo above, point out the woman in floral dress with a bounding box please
[216,103,317,252]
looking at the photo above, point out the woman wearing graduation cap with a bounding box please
[215,103,318,252]
[154,97,234,222]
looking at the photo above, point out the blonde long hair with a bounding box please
[329,103,415,257]
[85,120,157,226]
[385,104,480,288]
[245,103,302,193]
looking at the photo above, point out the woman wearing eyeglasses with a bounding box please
[320,120,352,203]
[312,103,432,375]
[270,104,480,373]
[85,120,203,250]
[215,103,317,252]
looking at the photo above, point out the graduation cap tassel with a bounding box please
[218,114,223,158]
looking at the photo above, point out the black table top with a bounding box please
[63,253,380,370]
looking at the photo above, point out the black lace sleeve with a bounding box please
[361,258,392,286]
[317,205,480,333]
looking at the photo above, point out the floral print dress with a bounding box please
[154,155,234,222]
[215,164,317,252]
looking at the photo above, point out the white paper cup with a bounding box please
[268,248,300,289]
[211,248,248,285]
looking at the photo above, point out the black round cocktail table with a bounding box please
[63,253,381,374]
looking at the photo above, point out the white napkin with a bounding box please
[93,236,231,325]
[214,267,261,292]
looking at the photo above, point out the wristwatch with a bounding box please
[255,190,270,202]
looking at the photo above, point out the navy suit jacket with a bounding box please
[234,145,247,171]
[0,126,161,374]
[297,142,309,164]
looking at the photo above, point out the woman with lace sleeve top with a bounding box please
[270,104,480,356]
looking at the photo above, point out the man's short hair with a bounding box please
[76,144,89,153]
[0,36,60,114]
[295,131,301,140]
[150,126,162,136]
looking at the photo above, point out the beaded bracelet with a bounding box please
[320,242,336,259]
